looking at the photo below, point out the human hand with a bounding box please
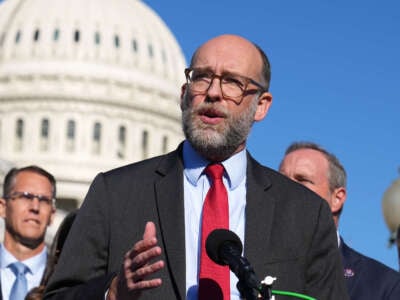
[107,221,165,300]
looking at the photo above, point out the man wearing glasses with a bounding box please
[44,34,348,300]
[0,165,56,300]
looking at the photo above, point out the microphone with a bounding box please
[206,229,261,298]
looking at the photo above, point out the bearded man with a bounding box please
[44,34,348,300]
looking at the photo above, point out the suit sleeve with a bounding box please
[305,199,350,300]
[43,173,115,300]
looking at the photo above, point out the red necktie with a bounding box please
[199,164,230,300]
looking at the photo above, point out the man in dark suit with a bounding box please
[279,141,400,299]
[44,34,348,300]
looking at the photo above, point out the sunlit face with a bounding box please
[181,88,259,162]
[0,171,55,249]
[279,148,346,228]
[181,35,272,161]
[279,149,333,204]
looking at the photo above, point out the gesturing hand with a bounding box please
[107,221,165,300]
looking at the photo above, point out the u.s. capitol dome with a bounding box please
[0,0,186,217]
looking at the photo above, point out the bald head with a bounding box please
[190,34,271,91]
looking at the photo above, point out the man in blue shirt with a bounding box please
[0,165,56,300]
[279,141,400,299]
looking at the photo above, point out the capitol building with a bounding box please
[0,0,186,240]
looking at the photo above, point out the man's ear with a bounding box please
[180,83,188,110]
[0,198,7,218]
[331,187,346,214]
[254,92,273,122]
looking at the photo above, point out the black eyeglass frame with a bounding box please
[5,191,56,207]
[184,67,268,103]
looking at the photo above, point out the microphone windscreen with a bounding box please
[206,228,243,265]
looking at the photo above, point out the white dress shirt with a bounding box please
[0,243,47,300]
[183,141,247,300]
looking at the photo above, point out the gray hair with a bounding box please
[282,141,347,192]
[3,165,56,199]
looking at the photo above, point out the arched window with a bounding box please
[148,44,153,58]
[74,30,80,43]
[15,118,24,151]
[95,32,100,45]
[66,119,76,152]
[132,39,138,52]
[92,122,101,154]
[40,118,49,151]
[162,135,168,153]
[15,30,21,43]
[142,130,148,159]
[117,125,126,158]
[41,118,49,138]
[33,29,40,42]
[114,35,120,48]
[53,28,60,41]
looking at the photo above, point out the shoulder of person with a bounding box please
[103,146,183,179]
[342,240,400,281]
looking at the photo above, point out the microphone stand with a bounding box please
[236,276,276,300]
[236,280,259,300]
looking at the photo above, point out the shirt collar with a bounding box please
[0,243,47,275]
[182,140,247,190]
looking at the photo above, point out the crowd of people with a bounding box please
[0,34,398,300]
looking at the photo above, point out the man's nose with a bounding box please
[29,197,40,211]
[206,77,223,100]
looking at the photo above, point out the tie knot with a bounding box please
[9,262,28,276]
[205,163,224,180]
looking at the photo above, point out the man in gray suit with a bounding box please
[44,34,349,300]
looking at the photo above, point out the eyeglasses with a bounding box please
[5,191,55,207]
[184,67,268,103]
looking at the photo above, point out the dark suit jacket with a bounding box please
[44,145,349,300]
[340,238,400,299]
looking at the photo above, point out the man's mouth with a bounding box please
[25,219,40,225]
[199,108,226,125]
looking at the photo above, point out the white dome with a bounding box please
[0,0,186,207]
[0,0,186,87]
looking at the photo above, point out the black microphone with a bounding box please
[206,229,261,298]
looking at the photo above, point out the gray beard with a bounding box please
[181,95,258,162]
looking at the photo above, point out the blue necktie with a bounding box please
[9,262,28,300]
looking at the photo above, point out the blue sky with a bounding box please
[0,0,398,271]
[143,0,400,270]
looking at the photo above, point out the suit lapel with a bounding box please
[244,154,275,277]
[154,148,186,300]
[340,239,360,295]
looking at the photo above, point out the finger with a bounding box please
[128,245,162,269]
[126,277,163,291]
[131,237,157,253]
[130,260,165,282]
[126,261,164,290]
[143,221,156,240]
[127,222,157,258]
